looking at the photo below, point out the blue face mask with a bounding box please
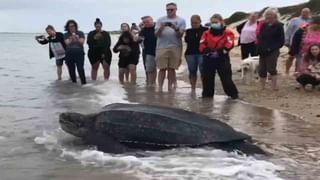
[211,23,222,30]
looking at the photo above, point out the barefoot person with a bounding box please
[290,16,320,69]
[184,15,208,90]
[87,18,112,80]
[296,44,320,90]
[257,8,284,90]
[237,12,259,61]
[155,2,186,91]
[139,16,157,86]
[285,8,312,74]
[113,31,140,84]
[199,14,238,99]
[36,25,67,80]
[64,20,87,85]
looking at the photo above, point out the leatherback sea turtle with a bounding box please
[59,103,264,154]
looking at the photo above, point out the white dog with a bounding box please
[240,56,260,83]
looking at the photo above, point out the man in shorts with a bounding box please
[155,2,186,91]
[140,16,157,86]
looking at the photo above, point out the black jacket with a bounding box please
[184,26,208,55]
[289,28,304,56]
[257,22,284,55]
[37,32,66,59]
[236,21,259,45]
[87,30,111,50]
[139,25,157,56]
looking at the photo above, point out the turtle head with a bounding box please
[59,112,94,138]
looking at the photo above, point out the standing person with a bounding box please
[64,20,87,85]
[237,12,259,60]
[285,8,312,74]
[139,16,157,86]
[184,15,208,90]
[155,2,186,91]
[87,18,112,81]
[199,14,238,99]
[113,31,140,84]
[296,44,320,90]
[257,8,285,90]
[290,16,320,64]
[35,25,66,80]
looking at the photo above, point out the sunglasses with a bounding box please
[166,9,175,12]
[69,24,76,28]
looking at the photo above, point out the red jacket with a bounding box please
[199,28,235,53]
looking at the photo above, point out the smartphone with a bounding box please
[164,22,172,26]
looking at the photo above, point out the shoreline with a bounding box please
[179,46,320,124]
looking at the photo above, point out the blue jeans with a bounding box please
[185,54,203,80]
[65,49,86,85]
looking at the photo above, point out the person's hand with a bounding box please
[159,23,166,30]
[170,23,179,31]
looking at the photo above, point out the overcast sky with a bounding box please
[0,0,308,33]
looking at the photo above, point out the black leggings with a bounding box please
[240,42,258,60]
[202,54,238,98]
[65,50,87,85]
[296,74,320,87]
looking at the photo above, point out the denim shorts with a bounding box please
[145,55,156,72]
[56,58,64,66]
[185,54,203,79]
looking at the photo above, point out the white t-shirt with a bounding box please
[155,16,186,49]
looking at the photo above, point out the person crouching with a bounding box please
[199,14,239,99]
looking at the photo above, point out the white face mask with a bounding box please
[210,23,222,30]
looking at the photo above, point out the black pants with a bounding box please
[240,42,258,60]
[296,74,320,87]
[259,50,279,78]
[202,54,238,98]
[65,50,87,84]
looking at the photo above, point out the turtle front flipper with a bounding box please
[84,132,131,154]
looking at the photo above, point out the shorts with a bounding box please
[155,47,182,69]
[56,58,64,66]
[145,55,156,72]
[88,49,112,66]
[118,56,139,69]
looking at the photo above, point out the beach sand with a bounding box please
[181,46,320,124]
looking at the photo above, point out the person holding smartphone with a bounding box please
[64,20,87,85]
[155,2,186,91]
[36,25,67,80]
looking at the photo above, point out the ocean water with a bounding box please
[0,33,319,180]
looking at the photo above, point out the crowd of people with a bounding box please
[36,2,320,99]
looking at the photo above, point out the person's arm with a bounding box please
[105,32,111,48]
[87,31,95,47]
[113,40,120,53]
[285,19,296,47]
[173,19,186,38]
[289,29,304,56]
[199,31,209,53]
[277,24,285,49]
[224,29,235,51]
[184,30,190,43]
[64,33,71,46]
[236,21,245,34]
[36,36,49,45]
[155,19,165,37]
[78,31,85,45]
